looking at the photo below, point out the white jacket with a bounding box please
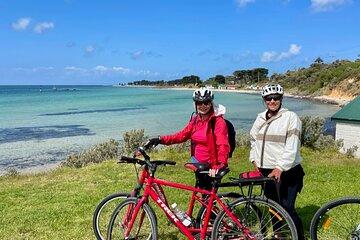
[249,108,302,171]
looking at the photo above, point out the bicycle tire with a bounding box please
[93,192,130,240]
[107,197,158,240]
[310,196,360,240]
[211,196,297,239]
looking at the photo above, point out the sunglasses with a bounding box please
[195,101,212,106]
[264,95,282,102]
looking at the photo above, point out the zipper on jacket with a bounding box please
[260,122,271,168]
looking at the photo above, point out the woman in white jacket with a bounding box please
[250,84,305,239]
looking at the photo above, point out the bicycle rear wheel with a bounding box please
[310,196,360,240]
[107,197,157,240]
[93,192,130,240]
[212,196,297,239]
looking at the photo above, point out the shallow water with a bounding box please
[0,86,340,173]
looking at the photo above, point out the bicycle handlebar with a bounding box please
[119,155,176,168]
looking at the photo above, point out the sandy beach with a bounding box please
[154,86,352,106]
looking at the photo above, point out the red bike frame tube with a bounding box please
[123,195,148,238]
[154,178,210,195]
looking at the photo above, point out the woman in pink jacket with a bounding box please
[145,87,230,188]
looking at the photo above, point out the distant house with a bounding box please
[225,85,237,90]
[331,96,360,158]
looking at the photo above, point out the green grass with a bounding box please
[1,147,359,239]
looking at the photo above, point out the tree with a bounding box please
[214,75,226,84]
[252,68,269,83]
[314,57,324,64]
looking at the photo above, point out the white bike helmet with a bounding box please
[192,87,214,102]
[261,84,284,97]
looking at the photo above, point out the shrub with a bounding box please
[236,130,251,147]
[121,129,148,155]
[300,116,325,148]
[4,168,19,177]
[62,139,119,168]
[345,145,359,158]
[313,134,343,151]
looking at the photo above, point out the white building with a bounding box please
[331,96,360,158]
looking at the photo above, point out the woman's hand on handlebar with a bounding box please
[144,137,161,150]
[208,168,218,177]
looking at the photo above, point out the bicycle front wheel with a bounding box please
[310,196,360,240]
[107,197,157,240]
[212,196,297,239]
[93,192,130,240]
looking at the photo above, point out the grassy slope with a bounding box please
[272,59,360,97]
[1,147,359,239]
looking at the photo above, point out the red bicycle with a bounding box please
[106,147,297,239]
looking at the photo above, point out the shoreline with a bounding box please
[149,86,351,106]
[0,162,60,176]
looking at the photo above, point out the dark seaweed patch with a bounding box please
[39,107,146,116]
[0,125,94,143]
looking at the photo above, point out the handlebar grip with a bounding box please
[163,160,176,166]
[119,156,137,163]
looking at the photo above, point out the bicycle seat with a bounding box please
[184,163,230,179]
[184,163,210,172]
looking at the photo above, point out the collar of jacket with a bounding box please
[259,108,288,121]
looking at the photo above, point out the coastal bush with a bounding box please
[236,130,251,147]
[345,145,359,158]
[121,129,148,155]
[61,139,119,168]
[4,167,19,177]
[300,116,345,152]
[313,134,343,151]
[300,116,324,148]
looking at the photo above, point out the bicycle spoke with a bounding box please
[108,199,155,240]
[315,201,360,240]
[212,198,297,239]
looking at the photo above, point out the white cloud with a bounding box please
[135,70,160,77]
[311,0,350,12]
[34,22,54,34]
[65,66,86,72]
[113,66,130,73]
[92,65,131,74]
[129,50,163,60]
[12,66,54,72]
[85,45,95,53]
[261,44,302,62]
[236,0,255,7]
[131,50,144,60]
[93,65,108,72]
[32,67,54,72]
[12,18,31,31]
[261,51,278,62]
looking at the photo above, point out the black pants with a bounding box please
[259,165,305,240]
[195,172,212,190]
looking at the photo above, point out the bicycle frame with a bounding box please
[125,170,254,240]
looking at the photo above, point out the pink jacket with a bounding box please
[160,105,230,169]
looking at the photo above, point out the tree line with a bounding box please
[126,68,269,87]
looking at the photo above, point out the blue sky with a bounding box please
[1,0,360,85]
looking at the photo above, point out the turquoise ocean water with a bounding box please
[0,85,339,173]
